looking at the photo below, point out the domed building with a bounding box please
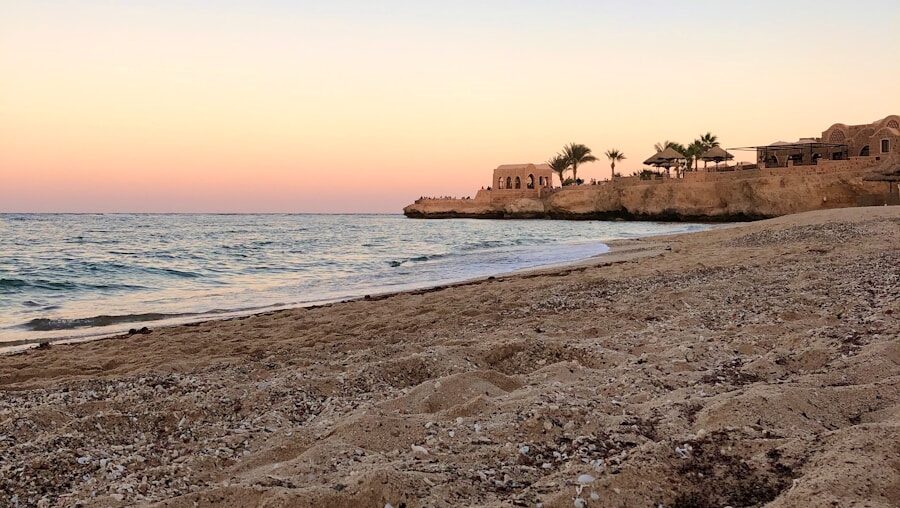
[822,114,900,158]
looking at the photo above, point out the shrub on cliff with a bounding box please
[636,169,663,180]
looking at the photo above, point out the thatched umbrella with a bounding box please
[863,164,900,202]
[651,147,686,177]
[654,146,686,163]
[700,146,734,169]
[643,152,663,166]
[863,163,900,182]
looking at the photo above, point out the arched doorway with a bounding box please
[860,145,870,156]
[506,176,512,189]
[527,174,535,189]
[514,176,521,189]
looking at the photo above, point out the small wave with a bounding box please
[387,253,447,267]
[0,278,148,293]
[20,301,289,332]
[0,278,78,292]
[0,278,29,289]
[459,239,525,251]
[22,312,195,331]
[156,268,202,278]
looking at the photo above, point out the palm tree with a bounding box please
[605,149,626,179]
[699,132,720,169]
[562,143,597,184]
[686,139,704,171]
[547,154,570,187]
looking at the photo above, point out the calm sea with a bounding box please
[0,214,710,348]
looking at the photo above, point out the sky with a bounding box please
[2,0,899,213]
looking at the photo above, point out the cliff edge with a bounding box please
[404,159,898,221]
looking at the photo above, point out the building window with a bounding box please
[506,177,512,189]
[881,139,890,153]
[514,176,521,189]
[860,145,870,156]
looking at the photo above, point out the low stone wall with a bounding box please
[656,156,885,183]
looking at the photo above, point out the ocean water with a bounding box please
[0,214,710,348]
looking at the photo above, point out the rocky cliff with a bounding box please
[404,163,898,221]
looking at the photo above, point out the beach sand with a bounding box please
[1,206,898,507]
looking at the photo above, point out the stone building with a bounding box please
[750,114,900,168]
[492,163,554,190]
[822,114,900,158]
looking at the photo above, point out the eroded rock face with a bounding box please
[404,169,894,221]
[503,198,545,216]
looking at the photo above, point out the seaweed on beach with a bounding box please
[670,431,796,508]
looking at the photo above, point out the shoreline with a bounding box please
[1,206,897,507]
[0,234,690,354]
[403,208,770,222]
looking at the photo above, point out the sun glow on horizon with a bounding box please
[2,0,899,212]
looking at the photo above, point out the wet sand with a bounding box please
[1,206,898,507]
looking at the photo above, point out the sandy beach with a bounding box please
[1,206,898,507]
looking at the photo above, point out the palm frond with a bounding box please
[700,132,720,149]
[562,143,597,164]
[547,153,570,172]
[605,149,626,161]
[654,140,677,153]
[547,153,571,184]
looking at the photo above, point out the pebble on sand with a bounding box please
[577,474,596,485]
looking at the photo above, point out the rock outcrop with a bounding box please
[405,161,898,221]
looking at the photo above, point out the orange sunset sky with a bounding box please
[2,1,899,213]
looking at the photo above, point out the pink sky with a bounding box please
[2,1,899,213]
